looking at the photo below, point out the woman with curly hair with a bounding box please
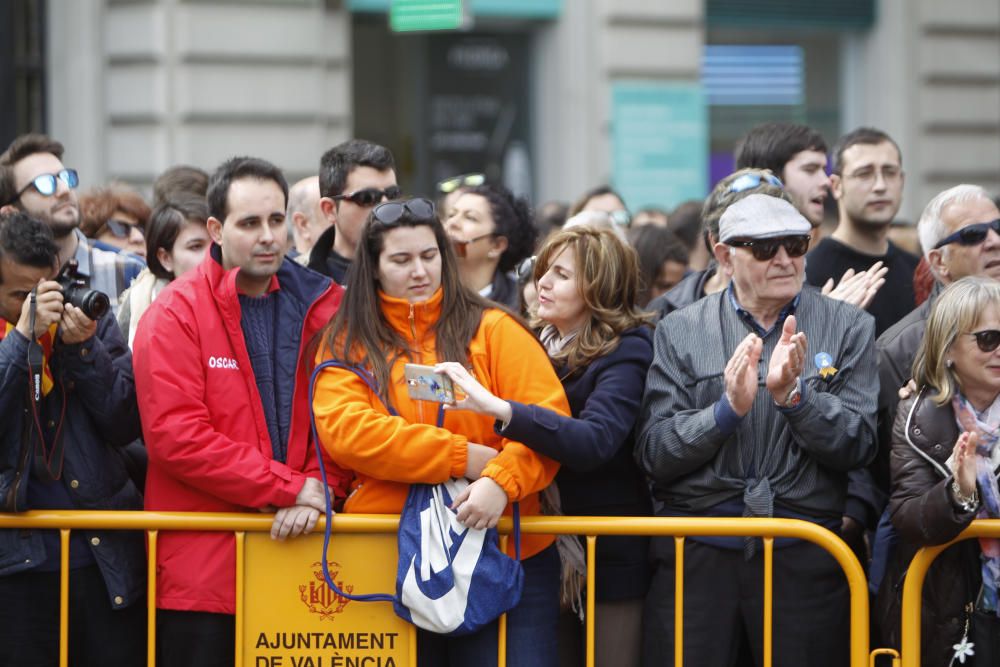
[445,183,537,309]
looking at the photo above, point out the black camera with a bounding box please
[55,260,110,320]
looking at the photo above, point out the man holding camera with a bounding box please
[0,211,145,665]
[0,133,143,315]
[133,156,352,666]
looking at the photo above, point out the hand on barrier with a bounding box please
[295,476,330,512]
[270,504,321,540]
[725,333,763,416]
[452,476,508,530]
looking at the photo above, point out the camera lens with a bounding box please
[78,290,110,320]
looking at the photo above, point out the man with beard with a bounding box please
[804,127,917,337]
[0,134,143,315]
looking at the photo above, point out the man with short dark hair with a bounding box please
[0,134,144,314]
[0,211,145,665]
[805,127,918,336]
[637,194,877,666]
[308,139,397,284]
[736,122,831,233]
[133,156,352,666]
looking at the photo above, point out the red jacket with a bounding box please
[133,246,350,613]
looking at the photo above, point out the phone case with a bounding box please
[403,364,456,404]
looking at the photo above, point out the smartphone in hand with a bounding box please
[403,363,456,404]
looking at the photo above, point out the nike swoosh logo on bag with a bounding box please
[400,482,486,633]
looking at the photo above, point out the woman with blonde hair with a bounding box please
[436,225,655,666]
[877,276,1000,666]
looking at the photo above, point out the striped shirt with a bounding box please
[635,286,878,523]
[71,229,144,316]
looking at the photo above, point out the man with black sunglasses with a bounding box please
[0,134,144,316]
[309,139,397,285]
[637,193,877,667]
[875,185,1000,493]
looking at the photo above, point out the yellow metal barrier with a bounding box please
[0,512,871,667]
[899,519,1000,667]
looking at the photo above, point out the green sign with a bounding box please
[611,81,708,210]
[390,0,463,32]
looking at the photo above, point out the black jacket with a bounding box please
[0,311,144,609]
[500,327,654,601]
[877,389,984,667]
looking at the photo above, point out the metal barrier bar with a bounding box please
[147,530,158,667]
[499,533,509,667]
[0,512,871,667]
[674,535,684,667]
[235,531,245,667]
[59,529,70,667]
[585,535,596,667]
[900,520,1000,667]
[763,537,774,667]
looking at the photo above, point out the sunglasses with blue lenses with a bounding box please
[933,219,1000,249]
[14,168,79,201]
[728,172,784,194]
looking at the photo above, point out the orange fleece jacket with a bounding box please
[312,288,569,559]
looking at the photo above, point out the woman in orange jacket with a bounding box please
[312,197,570,666]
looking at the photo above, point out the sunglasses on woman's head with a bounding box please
[933,219,1000,249]
[372,197,436,225]
[437,173,485,195]
[332,186,402,208]
[967,329,1000,353]
[726,235,810,262]
[12,168,79,201]
[516,256,536,282]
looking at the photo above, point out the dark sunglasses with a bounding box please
[13,168,79,201]
[372,197,436,225]
[728,172,784,194]
[332,186,402,208]
[437,173,485,194]
[968,329,1000,353]
[727,235,810,261]
[105,218,144,239]
[933,219,1000,249]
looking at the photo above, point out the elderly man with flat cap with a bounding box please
[635,194,878,667]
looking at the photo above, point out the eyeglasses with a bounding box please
[332,186,402,208]
[727,235,810,261]
[516,255,536,282]
[437,173,486,195]
[933,219,1000,249]
[13,168,79,201]
[727,172,784,194]
[609,209,631,228]
[967,329,1000,353]
[105,218,144,239]
[372,197,436,225]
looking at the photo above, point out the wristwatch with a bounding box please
[777,378,802,409]
[951,480,979,513]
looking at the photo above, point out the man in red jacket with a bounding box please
[133,156,351,667]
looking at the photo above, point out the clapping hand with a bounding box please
[821,261,888,310]
[724,333,763,416]
[766,315,807,404]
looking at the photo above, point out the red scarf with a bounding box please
[0,319,56,396]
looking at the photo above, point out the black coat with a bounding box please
[500,327,654,601]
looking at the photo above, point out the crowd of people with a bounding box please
[0,122,999,667]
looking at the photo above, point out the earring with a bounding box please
[946,359,955,368]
